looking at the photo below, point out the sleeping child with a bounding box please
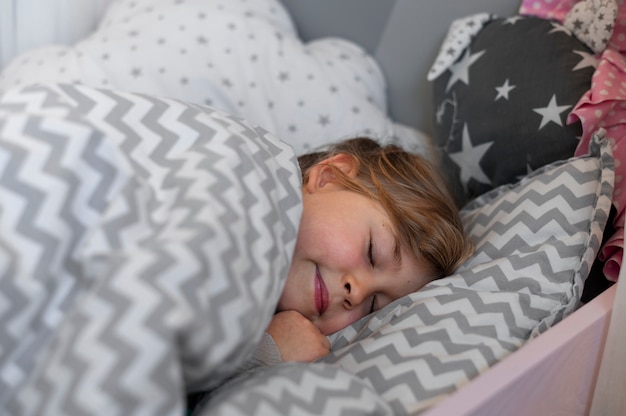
[250,137,473,366]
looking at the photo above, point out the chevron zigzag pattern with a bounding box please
[0,82,614,415]
[200,137,613,415]
[0,83,302,415]
[198,362,394,416]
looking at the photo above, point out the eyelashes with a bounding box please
[368,237,376,313]
[369,295,377,314]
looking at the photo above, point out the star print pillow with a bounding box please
[431,16,595,206]
[0,0,430,156]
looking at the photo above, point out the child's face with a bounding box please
[278,162,432,336]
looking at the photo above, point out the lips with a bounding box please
[314,265,329,315]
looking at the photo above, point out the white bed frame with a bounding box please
[1,0,623,414]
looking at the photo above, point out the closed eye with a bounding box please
[368,238,375,268]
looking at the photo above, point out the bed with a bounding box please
[0,0,623,415]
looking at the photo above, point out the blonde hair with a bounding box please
[299,138,473,279]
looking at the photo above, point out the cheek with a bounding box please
[298,203,357,258]
[278,260,308,312]
[276,280,295,312]
[296,225,347,263]
[382,279,423,304]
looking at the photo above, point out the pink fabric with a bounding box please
[519,0,625,281]
[519,0,577,23]
[598,211,624,279]
[519,0,626,52]
[609,0,626,53]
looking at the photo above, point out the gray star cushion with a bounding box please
[432,16,595,206]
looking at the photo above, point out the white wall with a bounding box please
[0,0,112,68]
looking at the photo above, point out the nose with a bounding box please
[342,274,370,309]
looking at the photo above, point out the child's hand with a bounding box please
[267,310,331,362]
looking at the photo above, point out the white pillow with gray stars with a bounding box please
[0,0,430,156]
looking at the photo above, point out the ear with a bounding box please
[304,153,358,193]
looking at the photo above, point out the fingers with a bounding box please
[267,310,331,362]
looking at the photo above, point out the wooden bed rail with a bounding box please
[590,234,626,416]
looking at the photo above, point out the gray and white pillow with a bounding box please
[200,133,614,415]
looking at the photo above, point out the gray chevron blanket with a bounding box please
[0,83,615,415]
[0,83,302,414]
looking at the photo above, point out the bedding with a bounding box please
[0,1,621,415]
[0,79,614,416]
[0,0,430,158]
[194,133,614,415]
[431,15,596,207]
[0,82,302,414]
[518,0,626,283]
[430,0,625,284]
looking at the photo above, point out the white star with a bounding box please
[572,50,598,71]
[449,124,493,186]
[446,48,486,91]
[549,22,572,36]
[533,95,572,130]
[503,16,524,25]
[495,79,515,101]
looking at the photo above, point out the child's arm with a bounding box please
[267,310,331,362]
[239,310,330,373]
[186,312,330,412]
